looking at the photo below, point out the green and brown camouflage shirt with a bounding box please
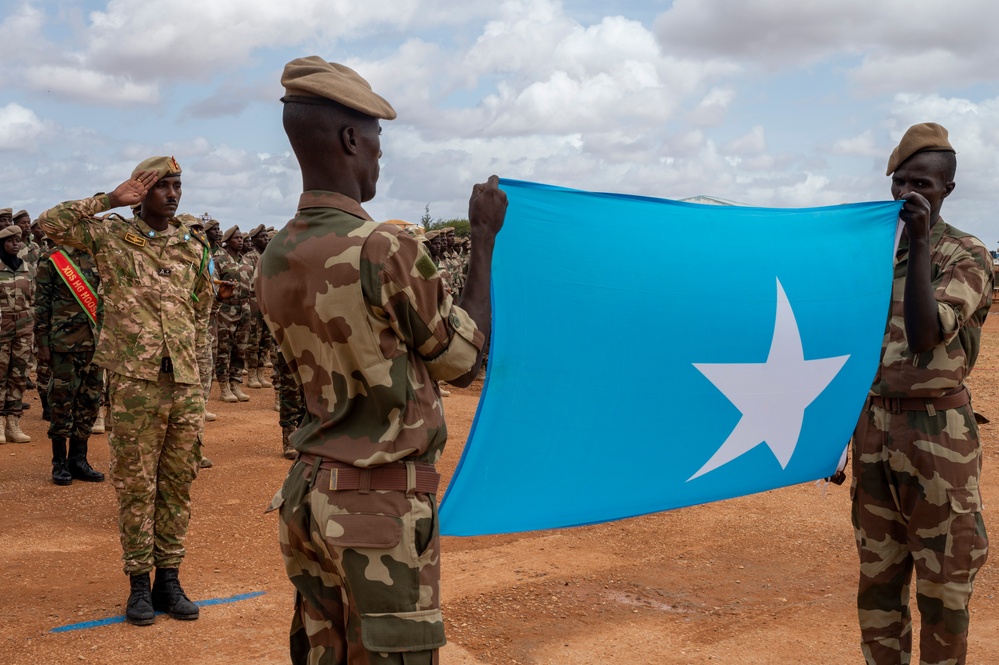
[33,246,102,352]
[38,195,213,385]
[256,191,484,467]
[0,258,34,339]
[870,218,993,398]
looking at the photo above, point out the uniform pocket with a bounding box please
[944,487,988,583]
[326,513,403,549]
[361,608,445,653]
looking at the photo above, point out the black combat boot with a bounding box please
[67,437,105,482]
[126,573,155,626]
[40,393,50,421]
[151,568,199,620]
[50,437,72,486]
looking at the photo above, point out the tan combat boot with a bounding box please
[230,381,250,402]
[274,393,281,412]
[6,415,31,443]
[259,369,273,388]
[91,408,106,434]
[204,409,217,422]
[246,369,262,389]
[0,417,6,444]
[281,426,298,460]
[219,381,238,403]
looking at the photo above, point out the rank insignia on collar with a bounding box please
[124,232,147,247]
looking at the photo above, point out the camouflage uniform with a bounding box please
[851,219,992,665]
[0,254,34,419]
[258,192,484,663]
[213,247,252,384]
[39,196,213,574]
[33,246,103,440]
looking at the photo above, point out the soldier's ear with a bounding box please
[341,126,359,155]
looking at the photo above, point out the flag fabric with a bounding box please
[438,178,902,537]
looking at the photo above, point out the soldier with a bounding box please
[274,349,304,460]
[34,244,105,485]
[242,224,273,389]
[258,56,505,664]
[0,208,11,229]
[213,225,253,402]
[851,123,992,664]
[38,156,216,627]
[0,224,34,444]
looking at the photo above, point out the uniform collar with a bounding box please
[297,191,373,221]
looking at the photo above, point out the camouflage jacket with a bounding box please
[18,239,42,270]
[34,246,102,352]
[38,195,213,385]
[0,257,35,338]
[256,191,484,467]
[870,218,993,398]
[214,248,253,303]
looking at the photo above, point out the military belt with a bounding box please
[6,311,30,321]
[869,387,970,415]
[297,454,440,495]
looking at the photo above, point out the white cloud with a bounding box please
[24,66,160,106]
[0,103,49,151]
[653,0,999,94]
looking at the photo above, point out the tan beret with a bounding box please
[203,218,220,232]
[424,230,440,240]
[886,123,955,176]
[281,56,396,120]
[176,213,199,227]
[131,155,182,181]
[248,224,266,238]
[0,208,11,220]
[13,210,29,222]
[0,225,23,240]
[441,227,454,233]
[221,225,240,243]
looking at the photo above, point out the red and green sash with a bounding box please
[49,250,99,327]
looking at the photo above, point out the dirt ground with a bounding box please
[2,319,998,665]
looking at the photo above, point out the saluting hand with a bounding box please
[108,170,159,208]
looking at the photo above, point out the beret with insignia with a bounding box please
[131,155,182,181]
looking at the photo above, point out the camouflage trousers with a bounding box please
[0,327,32,416]
[272,460,444,664]
[107,371,203,575]
[47,350,103,440]
[215,301,250,383]
[851,399,989,665]
[246,310,274,371]
[276,351,305,430]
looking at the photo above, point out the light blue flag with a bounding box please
[439,178,902,537]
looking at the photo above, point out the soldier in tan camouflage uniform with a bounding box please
[0,224,34,444]
[214,225,253,402]
[242,224,274,389]
[258,56,505,664]
[851,123,992,665]
[39,156,217,627]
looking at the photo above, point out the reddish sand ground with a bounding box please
[2,318,998,664]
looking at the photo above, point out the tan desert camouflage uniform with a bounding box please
[851,218,992,665]
[38,196,213,574]
[0,253,34,417]
[213,246,252,383]
[257,191,484,664]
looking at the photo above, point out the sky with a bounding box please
[1,0,998,248]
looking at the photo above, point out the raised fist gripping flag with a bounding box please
[438,178,902,537]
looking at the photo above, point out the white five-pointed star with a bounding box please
[688,278,849,481]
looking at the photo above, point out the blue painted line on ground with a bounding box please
[50,590,266,633]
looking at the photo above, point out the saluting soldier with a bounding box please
[34,244,105,485]
[39,156,216,627]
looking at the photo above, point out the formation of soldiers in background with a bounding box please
[0,207,471,479]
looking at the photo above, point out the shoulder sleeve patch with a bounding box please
[416,253,438,280]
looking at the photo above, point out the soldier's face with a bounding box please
[254,234,269,252]
[143,176,182,218]
[4,237,21,254]
[890,152,954,224]
[227,231,243,251]
[429,238,441,255]
[242,236,253,253]
[15,218,30,236]
[206,226,221,243]
[0,218,11,230]
[446,232,455,248]
[31,226,44,243]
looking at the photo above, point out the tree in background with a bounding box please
[422,204,470,237]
